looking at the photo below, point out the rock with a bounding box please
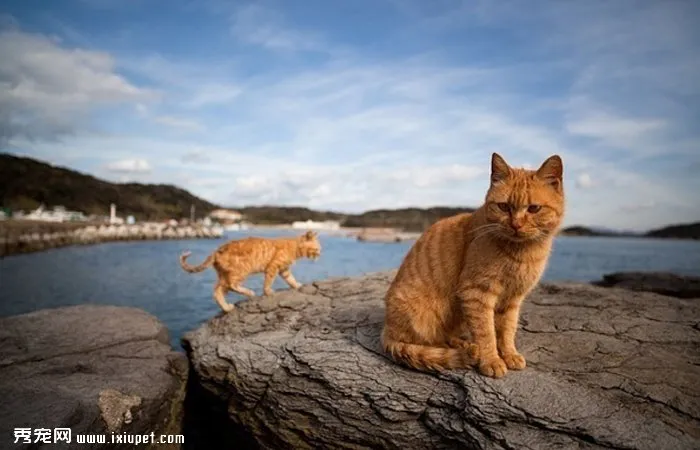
[593,271,700,299]
[355,229,420,243]
[183,271,700,450]
[357,232,403,242]
[0,305,188,449]
[98,389,142,433]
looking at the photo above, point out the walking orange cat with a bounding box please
[179,230,322,313]
[382,153,565,378]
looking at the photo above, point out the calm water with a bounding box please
[1,230,699,349]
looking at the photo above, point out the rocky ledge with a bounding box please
[183,271,700,450]
[592,271,700,299]
[0,305,188,449]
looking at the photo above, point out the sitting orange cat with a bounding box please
[382,153,565,378]
[179,230,322,312]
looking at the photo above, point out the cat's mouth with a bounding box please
[502,228,539,242]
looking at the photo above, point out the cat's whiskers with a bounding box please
[466,223,501,236]
[471,226,502,245]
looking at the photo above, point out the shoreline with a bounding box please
[2,220,696,259]
[0,220,223,258]
[247,224,423,242]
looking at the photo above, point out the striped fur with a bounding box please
[180,230,321,312]
[382,153,565,377]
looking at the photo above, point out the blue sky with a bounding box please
[1,0,699,230]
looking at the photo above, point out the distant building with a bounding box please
[24,205,87,222]
[208,209,243,223]
[109,203,125,225]
[291,219,341,231]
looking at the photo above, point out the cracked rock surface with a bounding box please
[0,305,188,449]
[183,271,700,450]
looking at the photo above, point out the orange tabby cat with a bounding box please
[179,230,322,312]
[382,153,565,378]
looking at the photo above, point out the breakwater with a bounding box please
[351,228,421,243]
[0,221,224,258]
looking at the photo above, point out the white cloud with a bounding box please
[135,103,148,116]
[184,83,242,108]
[5,1,699,231]
[154,115,203,131]
[382,164,485,188]
[0,29,152,145]
[104,158,151,174]
[620,200,656,213]
[575,172,594,189]
[224,163,486,211]
[181,149,211,163]
[230,4,325,52]
[565,108,667,149]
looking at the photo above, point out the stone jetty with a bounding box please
[0,221,224,258]
[352,228,421,243]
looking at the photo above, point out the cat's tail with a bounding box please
[381,335,479,372]
[179,251,214,273]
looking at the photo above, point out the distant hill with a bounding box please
[341,207,476,232]
[228,206,476,231]
[560,226,639,237]
[3,153,697,237]
[0,153,218,220]
[235,206,346,225]
[0,153,475,230]
[645,222,700,240]
[560,226,602,236]
[561,223,700,240]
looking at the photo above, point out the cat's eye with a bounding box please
[497,202,510,212]
[527,204,541,213]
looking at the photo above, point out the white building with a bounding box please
[24,205,87,222]
[291,219,341,231]
[109,203,124,225]
[208,209,243,223]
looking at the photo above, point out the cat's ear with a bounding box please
[536,155,563,190]
[491,153,511,184]
[303,230,318,240]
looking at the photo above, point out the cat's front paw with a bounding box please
[501,352,526,370]
[221,303,235,313]
[263,288,274,296]
[478,357,508,378]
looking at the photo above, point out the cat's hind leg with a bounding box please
[280,268,302,289]
[230,284,256,298]
[227,275,256,298]
[213,281,235,313]
[445,336,479,354]
[263,265,279,296]
[383,291,479,372]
